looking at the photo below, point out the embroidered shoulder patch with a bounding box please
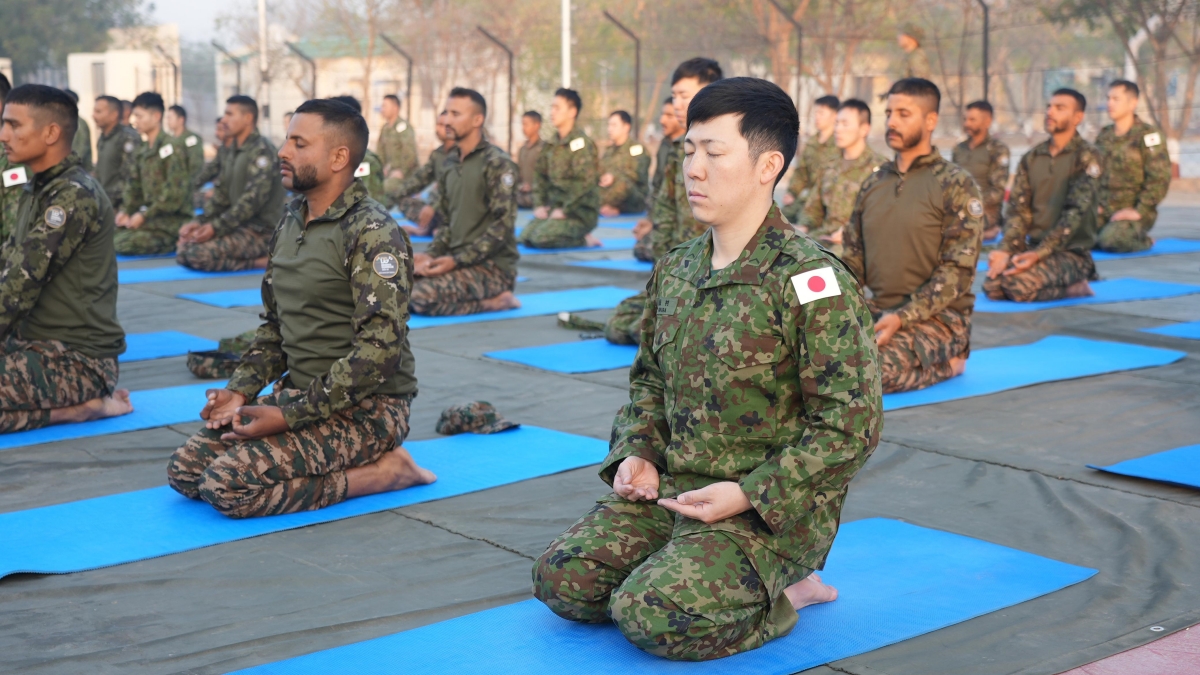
[1086,162,1101,178]
[44,205,67,228]
[630,144,644,157]
[124,141,135,153]
[1144,132,1162,148]
[185,135,199,147]
[355,162,371,177]
[373,252,400,279]
[256,156,270,169]
[569,137,586,152]
[3,166,27,187]
[159,144,174,159]
[501,172,515,187]
[395,121,408,133]
[967,198,983,218]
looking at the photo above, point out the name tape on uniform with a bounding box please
[569,137,586,152]
[2,166,28,187]
[791,267,841,305]
[1144,132,1162,148]
[355,162,371,177]
[159,143,174,159]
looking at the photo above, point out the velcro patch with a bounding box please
[502,172,514,187]
[630,144,644,157]
[256,156,269,169]
[791,267,842,305]
[355,162,371,177]
[1144,132,1162,148]
[185,135,199,147]
[1086,162,1101,178]
[44,205,67,229]
[967,198,983,218]
[3,166,27,187]
[373,252,400,279]
[396,121,408,133]
[569,137,586,152]
[159,143,174,159]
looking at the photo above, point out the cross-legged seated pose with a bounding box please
[410,88,521,316]
[984,88,1100,302]
[842,79,983,393]
[113,92,192,256]
[598,110,650,217]
[0,85,131,432]
[167,99,433,518]
[533,78,882,661]
[519,88,601,249]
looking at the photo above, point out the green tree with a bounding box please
[0,0,145,81]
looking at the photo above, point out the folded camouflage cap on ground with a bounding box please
[436,401,519,435]
[187,350,242,379]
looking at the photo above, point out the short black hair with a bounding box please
[5,84,78,144]
[610,110,632,126]
[132,91,165,114]
[554,88,582,113]
[672,57,723,86]
[815,95,840,111]
[0,73,11,102]
[295,98,370,169]
[1052,87,1087,112]
[1109,79,1139,98]
[663,96,674,106]
[965,100,994,116]
[63,88,79,103]
[383,94,400,106]
[329,95,362,113]
[839,98,871,126]
[522,110,542,123]
[121,100,132,113]
[226,95,259,122]
[169,104,187,120]
[449,87,487,118]
[887,78,941,114]
[97,95,122,114]
[687,77,798,188]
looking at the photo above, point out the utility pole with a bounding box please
[561,0,571,88]
[258,0,271,138]
[977,0,989,101]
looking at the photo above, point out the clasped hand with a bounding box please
[200,389,288,441]
[986,250,1037,279]
[613,457,752,524]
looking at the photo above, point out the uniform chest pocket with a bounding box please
[695,328,783,438]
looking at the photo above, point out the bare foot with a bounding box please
[48,389,134,425]
[784,573,838,611]
[480,291,521,312]
[599,205,620,217]
[1064,280,1094,298]
[950,356,967,377]
[347,446,437,497]
[584,233,603,248]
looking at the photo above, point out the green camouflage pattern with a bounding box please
[219,329,257,354]
[599,139,651,214]
[115,132,193,255]
[904,47,933,79]
[796,146,886,243]
[530,125,599,228]
[410,259,515,316]
[951,135,1010,230]
[557,311,605,331]
[783,132,839,222]
[0,337,118,433]
[72,119,93,171]
[167,391,411,518]
[646,138,706,258]
[174,129,207,184]
[1094,116,1171,252]
[94,124,141,211]
[1002,132,1101,257]
[0,153,28,243]
[205,131,285,238]
[878,308,969,393]
[377,118,419,179]
[603,291,646,345]
[177,225,270,272]
[385,145,450,209]
[982,249,1096,302]
[186,350,241,379]
[650,135,676,209]
[435,400,518,435]
[359,149,385,203]
[428,139,520,274]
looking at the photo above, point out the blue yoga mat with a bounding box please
[116,252,175,262]
[519,237,637,256]
[884,336,1184,411]
[1092,238,1200,261]
[596,214,644,230]
[1088,444,1200,489]
[122,331,217,362]
[974,278,1200,313]
[232,518,1096,675]
[0,426,606,578]
[119,266,261,284]
[487,339,639,373]
[409,286,638,329]
[1142,320,1200,340]
[178,288,262,308]
[0,383,219,451]
[571,259,655,272]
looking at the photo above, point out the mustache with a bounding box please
[280,161,295,172]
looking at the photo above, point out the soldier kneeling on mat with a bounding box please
[167,98,434,519]
[0,85,132,433]
[533,77,882,661]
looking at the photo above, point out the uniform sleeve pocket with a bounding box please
[652,317,681,353]
[805,319,866,395]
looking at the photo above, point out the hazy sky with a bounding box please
[150,0,244,43]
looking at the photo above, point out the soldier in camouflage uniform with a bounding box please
[534,79,882,661]
[1094,80,1172,253]
[517,111,546,209]
[378,94,419,183]
[795,99,885,257]
[952,100,1010,240]
[411,88,521,316]
[647,98,684,214]
[520,88,601,249]
[0,75,22,243]
[844,80,983,394]
[0,85,131,433]
[166,99,434,518]
[193,118,229,212]
[64,90,94,172]
[599,110,650,216]
[113,93,193,256]
[385,111,453,235]
[92,95,141,213]
[899,25,933,79]
[782,95,839,223]
[986,89,1100,303]
[166,104,207,186]
[177,95,285,272]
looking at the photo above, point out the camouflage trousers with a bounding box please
[0,337,118,433]
[519,217,596,249]
[632,232,654,262]
[600,180,647,214]
[1096,216,1156,253]
[533,497,808,661]
[605,291,647,345]
[878,309,970,394]
[410,260,516,316]
[516,191,535,209]
[177,227,270,272]
[113,215,188,255]
[983,250,1096,303]
[166,389,411,519]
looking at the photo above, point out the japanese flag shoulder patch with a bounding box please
[44,205,67,229]
[355,162,371,177]
[185,135,199,147]
[791,267,841,305]
[630,144,644,157]
[569,137,586,152]
[3,166,27,188]
[1144,132,1162,148]
[395,121,408,133]
[159,143,174,159]
[372,252,400,279]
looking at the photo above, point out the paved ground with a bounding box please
[1,207,1198,674]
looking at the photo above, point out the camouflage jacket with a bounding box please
[796,146,886,238]
[385,144,450,203]
[844,149,983,323]
[951,134,1010,224]
[533,125,599,227]
[430,139,520,274]
[378,118,419,178]
[1094,116,1171,222]
[227,179,416,429]
[174,128,207,184]
[645,137,705,260]
[904,47,932,79]
[650,134,678,207]
[194,144,228,191]
[786,132,840,202]
[600,206,882,574]
[72,120,94,172]
[0,154,30,243]
[95,124,142,210]
[1003,132,1101,257]
[121,132,192,219]
[206,131,285,238]
[599,138,651,211]
[356,149,385,203]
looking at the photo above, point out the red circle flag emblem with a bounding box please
[8,173,15,180]
[807,275,826,292]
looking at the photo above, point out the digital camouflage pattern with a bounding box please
[1094,116,1171,252]
[115,132,193,255]
[951,135,1010,232]
[95,124,141,211]
[0,153,28,243]
[982,249,1095,302]
[167,390,411,518]
[782,132,839,222]
[536,208,882,661]
[521,126,600,248]
[603,291,646,345]
[0,337,118,433]
[224,179,416,430]
[1002,132,1101,258]
[177,226,270,272]
[71,119,94,171]
[203,130,284,239]
[186,349,241,379]
[795,146,886,251]
[385,145,450,210]
[599,139,651,214]
[428,139,520,273]
[650,134,677,209]
[878,308,970,393]
[377,118,419,179]
[359,149,385,203]
[435,400,518,435]
[411,259,514,316]
[175,129,207,185]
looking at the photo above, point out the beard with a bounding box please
[1044,116,1066,134]
[287,162,319,192]
[886,127,923,151]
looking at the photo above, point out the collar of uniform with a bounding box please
[554,126,585,146]
[287,179,369,227]
[879,147,942,176]
[30,153,81,192]
[234,130,262,152]
[452,138,494,163]
[670,204,790,288]
[1034,131,1082,156]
